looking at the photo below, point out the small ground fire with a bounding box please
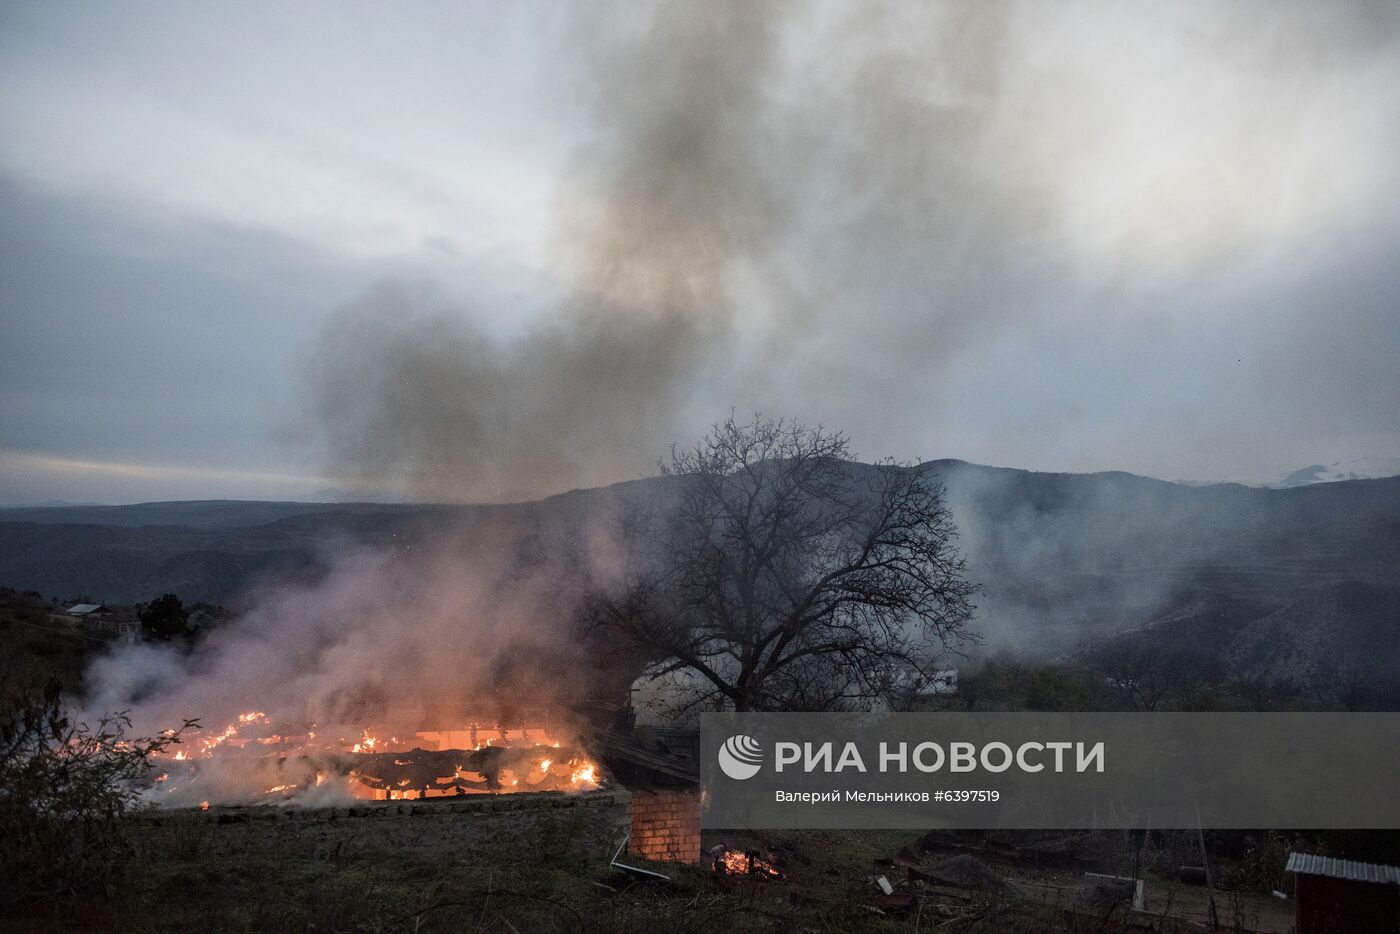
[708,845,784,880]
[149,710,603,807]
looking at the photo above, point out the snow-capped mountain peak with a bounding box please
[1274,456,1400,488]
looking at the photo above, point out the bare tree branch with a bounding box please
[586,414,978,713]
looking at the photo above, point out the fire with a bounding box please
[205,723,239,749]
[199,801,209,811]
[150,714,603,806]
[714,847,784,879]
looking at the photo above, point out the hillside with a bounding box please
[2,463,1397,664]
[1226,581,1400,685]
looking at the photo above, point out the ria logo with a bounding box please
[717,734,763,780]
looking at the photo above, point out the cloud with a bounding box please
[0,450,343,504]
[0,2,562,273]
[2,1,1398,501]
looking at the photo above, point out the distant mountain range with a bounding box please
[2,460,1397,683]
[1171,455,1400,489]
[1271,456,1400,488]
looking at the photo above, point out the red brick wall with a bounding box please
[629,788,701,864]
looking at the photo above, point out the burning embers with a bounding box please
[349,737,598,799]
[148,711,603,808]
[706,845,784,880]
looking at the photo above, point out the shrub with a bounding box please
[139,593,190,640]
[0,679,193,906]
[1225,831,1292,893]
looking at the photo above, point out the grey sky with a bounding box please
[2,1,1398,504]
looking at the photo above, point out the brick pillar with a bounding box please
[628,788,701,864]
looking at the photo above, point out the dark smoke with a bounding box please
[302,2,1052,502]
[305,3,793,502]
[302,1,1400,502]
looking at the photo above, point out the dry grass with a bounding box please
[1,804,1260,933]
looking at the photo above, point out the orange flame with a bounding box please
[717,848,783,878]
[155,714,603,805]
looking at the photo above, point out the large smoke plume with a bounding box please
[305,3,793,502]
[86,540,597,738]
[302,1,1060,503]
[300,1,1400,503]
[78,507,627,806]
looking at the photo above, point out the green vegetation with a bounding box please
[1,680,194,909]
[0,589,110,696]
[0,813,1079,933]
[139,593,190,641]
[5,809,1343,933]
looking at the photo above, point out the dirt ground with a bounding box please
[3,796,1307,933]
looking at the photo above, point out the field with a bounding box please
[0,588,1375,932]
[0,590,109,695]
[3,793,1307,934]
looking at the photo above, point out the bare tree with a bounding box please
[1089,643,1220,711]
[587,415,977,713]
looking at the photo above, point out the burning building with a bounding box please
[146,708,606,807]
[81,510,706,862]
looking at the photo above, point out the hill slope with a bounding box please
[2,464,1397,665]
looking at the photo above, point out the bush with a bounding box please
[0,680,193,906]
[139,593,190,640]
[1225,831,1292,893]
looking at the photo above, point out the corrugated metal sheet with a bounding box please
[1287,852,1400,885]
[66,603,103,615]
